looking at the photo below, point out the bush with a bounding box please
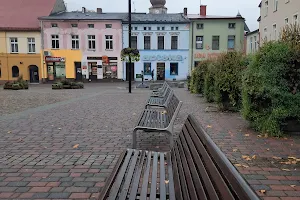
[3,82,13,89]
[61,79,71,85]
[3,76,28,90]
[190,60,211,94]
[187,75,191,91]
[12,83,21,90]
[77,82,84,89]
[52,82,63,89]
[213,51,246,110]
[203,60,216,102]
[242,41,300,137]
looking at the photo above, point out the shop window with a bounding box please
[12,66,19,77]
[170,63,178,75]
[144,63,152,75]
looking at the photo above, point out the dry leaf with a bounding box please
[246,157,252,161]
[234,164,242,167]
[252,155,257,159]
[7,131,11,134]
[244,134,250,137]
[73,144,79,149]
[284,137,288,140]
[233,149,238,152]
[290,185,296,188]
[257,135,262,138]
[282,168,291,171]
[165,180,169,184]
[207,125,212,128]
[58,128,62,130]
[264,133,268,138]
[272,156,282,160]
[267,148,270,151]
[259,190,266,194]
[242,165,249,168]
[288,156,297,160]
[242,155,248,159]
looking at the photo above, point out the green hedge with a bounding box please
[242,41,300,137]
[190,60,211,94]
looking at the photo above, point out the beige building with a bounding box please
[245,29,260,54]
[258,0,300,42]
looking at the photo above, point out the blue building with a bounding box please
[122,0,190,81]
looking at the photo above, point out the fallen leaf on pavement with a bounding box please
[58,128,62,130]
[234,164,242,167]
[282,168,291,171]
[242,165,249,168]
[252,155,257,159]
[290,185,296,188]
[259,190,266,194]
[272,156,282,160]
[207,125,212,128]
[244,134,250,137]
[233,149,238,152]
[165,180,169,184]
[288,156,297,160]
[7,131,11,134]
[267,148,270,151]
[257,135,262,138]
[73,144,79,149]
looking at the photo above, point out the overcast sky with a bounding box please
[64,0,261,32]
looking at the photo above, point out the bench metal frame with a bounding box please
[151,81,168,97]
[146,87,173,108]
[133,94,182,149]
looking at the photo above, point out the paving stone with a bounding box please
[47,192,70,199]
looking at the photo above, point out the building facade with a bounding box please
[39,10,125,82]
[258,0,300,42]
[0,0,65,83]
[245,29,260,54]
[188,5,248,70]
[122,0,190,81]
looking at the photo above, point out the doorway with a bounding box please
[75,62,82,81]
[29,65,39,83]
[157,63,165,80]
[126,62,135,81]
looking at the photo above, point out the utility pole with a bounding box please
[128,0,132,93]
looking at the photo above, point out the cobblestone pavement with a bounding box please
[0,83,299,199]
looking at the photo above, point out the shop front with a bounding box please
[126,51,189,81]
[82,56,118,81]
[45,56,66,81]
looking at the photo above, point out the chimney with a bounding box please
[82,7,86,13]
[200,5,207,16]
[97,8,102,14]
[183,7,187,16]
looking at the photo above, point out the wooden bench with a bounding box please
[146,87,172,108]
[134,93,182,149]
[99,115,259,200]
[152,81,168,97]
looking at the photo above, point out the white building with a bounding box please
[245,29,260,54]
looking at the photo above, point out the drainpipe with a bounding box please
[190,22,194,74]
[40,20,45,83]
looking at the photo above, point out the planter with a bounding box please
[71,85,80,89]
[52,84,62,90]
[12,84,21,90]
[3,85,13,90]
[121,48,140,62]
[63,85,71,89]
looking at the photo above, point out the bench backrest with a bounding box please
[162,87,172,103]
[165,93,180,123]
[171,114,259,200]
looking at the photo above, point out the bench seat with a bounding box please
[137,109,168,129]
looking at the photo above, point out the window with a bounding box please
[144,27,147,30]
[51,35,59,49]
[273,24,277,40]
[12,66,19,77]
[51,23,58,27]
[131,36,137,49]
[27,38,36,53]
[171,36,178,49]
[197,23,204,29]
[228,23,236,29]
[71,24,78,27]
[157,27,160,30]
[171,27,174,30]
[144,36,151,50]
[170,63,178,75]
[285,18,289,24]
[250,37,253,52]
[265,1,268,17]
[88,24,94,28]
[144,63,152,75]
[294,14,298,24]
[10,38,18,53]
[71,35,79,49]
[88,35,96,50]
[195,36,203,49]
[254,36,257,51]
[157,36,164,49]
[212,36,220,50]
[148,27,151,30]
[227,35,235,50]
[105,24,112,28]
[264,28,268,40]
[134,27,138,30]
[162,27,165,31]
[274,0,278,11]
[105,35,113,50]
[175,27,179,30]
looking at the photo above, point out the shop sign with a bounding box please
[142,55,183,61]
[45,56,65,62]
[194,52,222,59]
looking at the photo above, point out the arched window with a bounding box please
[12,66,19,77]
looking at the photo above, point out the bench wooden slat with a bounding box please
[166,153,175,200]
[177,133,208,200]
[150,152,159,200]
[108,149,134,200]
[160,153,166,200]
[173,143,190,199]
[185,120,235,199]
[171,150,183,200]
[140,151,152,199]
[181,125,219,200]
[177,135,204,200]
[118,150,140,200]
[128,151,147,200]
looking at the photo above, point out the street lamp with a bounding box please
[128,0,132,93]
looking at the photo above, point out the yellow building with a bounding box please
[0,0,66,83]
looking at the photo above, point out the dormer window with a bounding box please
[51,23,58,27]
[228,23,236,29]
[71,24,78,27]
[197,23,204,29]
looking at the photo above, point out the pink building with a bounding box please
[39,8,126,81]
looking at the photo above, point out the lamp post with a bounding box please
[128,0,132,93]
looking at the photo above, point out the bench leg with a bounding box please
[132,129,137,149]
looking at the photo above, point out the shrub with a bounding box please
[3,82,13,89]
[242,41,300,137]
[12,83,21,90]
[77,82,84,89]
[186,75,191,91]
[52,82,63,89]
[203,60,216,102]
[213,51,246,110]
[61,79,71,85]
[190,60,211,94]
